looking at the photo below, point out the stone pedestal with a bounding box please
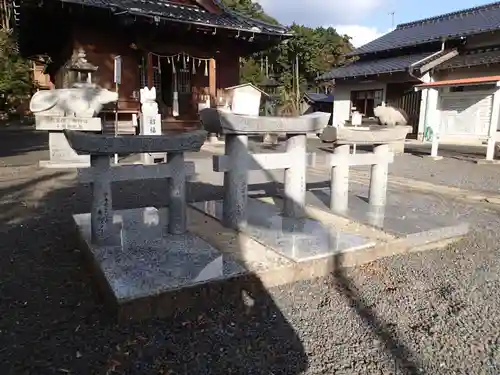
[36,116,102,168]
[140,87,166,164]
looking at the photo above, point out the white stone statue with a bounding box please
[140,87,159,116]
[29,86,118,118]
[373,105,409,126]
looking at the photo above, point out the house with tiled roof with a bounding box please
[9,0,290,132]
[300,92,334,124]
[320,1,500,149]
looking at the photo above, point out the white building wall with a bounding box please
[333,81,387,127]
[418,65,500,143]
[417,72,439,140]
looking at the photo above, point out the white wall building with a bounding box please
[320,2,500,161]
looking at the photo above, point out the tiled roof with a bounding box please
[59,0,289,35]
[304,92,334,103]
[350,2,500,56]
[436,48,500,70]
[319,52,434,80]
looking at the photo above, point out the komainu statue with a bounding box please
[373,105,409,127]
[29,86,118,118]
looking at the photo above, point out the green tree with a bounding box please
[222,0,279,24]
[221,0,354,111]
[0,30,34,114]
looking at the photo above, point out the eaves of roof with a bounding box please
[303,92,334,103]
[59,0,291,36]
[347,1,500,56]
[436,47,500,70]
[319,52,435,80]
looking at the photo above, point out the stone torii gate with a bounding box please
[212,111,329,229]
[64,129,207,244]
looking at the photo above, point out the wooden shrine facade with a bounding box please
[12,0,290,131]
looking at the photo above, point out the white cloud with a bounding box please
[333,25,390,48]
[255,0,385,27]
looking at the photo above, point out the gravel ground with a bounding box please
[1,162,500,374]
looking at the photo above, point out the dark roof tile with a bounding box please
[60,0,289,35]
[436,47,500,69]
[304,92,334,103]
[319,52,434,80]
[349,2,500,55]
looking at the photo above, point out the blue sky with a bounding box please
[256,0,495,47]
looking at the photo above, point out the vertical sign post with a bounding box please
[113,55,122,164]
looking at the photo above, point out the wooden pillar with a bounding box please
[209,58,216,106]
[208,58,218,141]
[147,53,153,89]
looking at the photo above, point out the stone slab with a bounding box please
[49,132,90,164]
[73,207,246,303]
[191,198,375,262]
[213,152,317,172]
[305,186,469,236]
[64,129,207,155]
[36,115,102,131]
[475,159,500,164]
[77,161,196,183]
[321,125,411,145]
[73,202,463,322]
[217,110,329,134]
[40,160,90,168]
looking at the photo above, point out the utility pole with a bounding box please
[295,54,299,109]
[388,11,395,28]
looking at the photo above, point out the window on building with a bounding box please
[350,89,383,118]
[449,84,496,92]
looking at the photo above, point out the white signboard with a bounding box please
[35,116,102,131]
[232,90,261,116]
[114,55,122,85]
[141,114,162,135]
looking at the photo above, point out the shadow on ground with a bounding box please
[0,168,425,374]
[0,127,48,158]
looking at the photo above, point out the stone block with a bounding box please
[48,132,90,164]
[192,198,375,262]
[36,115,102,131]
[64,129,207,155]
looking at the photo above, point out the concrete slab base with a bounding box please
[304,187,469,237]
[423,155,443,160]
[191,198,377,262]
[475,159,500,165]
[39,160,90,168]
[74,197,468,322]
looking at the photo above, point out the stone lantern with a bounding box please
[260,76,280,116]
[68,48,98,86]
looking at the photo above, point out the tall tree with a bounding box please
[0,30,34,114]
[221,0,354,112]
[221,0,279,24]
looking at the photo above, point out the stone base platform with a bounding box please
[303,186,470,240]
[40,159,90,168]
[74,196,467,322]
[191,198,378,262]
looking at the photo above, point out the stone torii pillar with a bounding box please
[328,141,394,214]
